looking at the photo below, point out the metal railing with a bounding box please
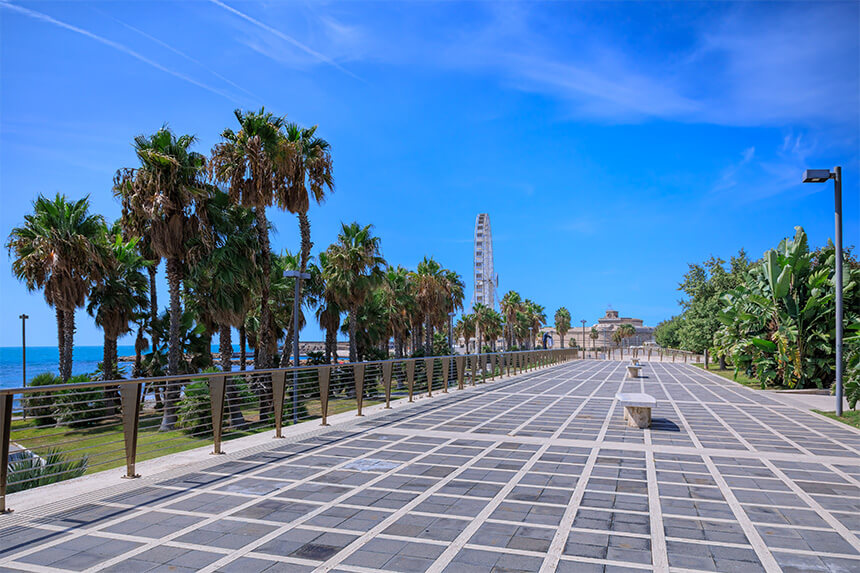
[0,348,578,512]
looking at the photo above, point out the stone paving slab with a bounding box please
[1,360,859,573]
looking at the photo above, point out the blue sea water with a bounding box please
[0,345,248,390]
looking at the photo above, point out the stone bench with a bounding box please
[615,392,656,428]
[626,364,642,378]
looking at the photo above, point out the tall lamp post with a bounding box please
[581,319,587,359]
[802,167,844,416]
[19,314,29,388]
[284,270,311,424]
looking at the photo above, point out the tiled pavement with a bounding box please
[1,360,859,573]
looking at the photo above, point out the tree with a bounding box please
[410,257,464,355]
[554,307,571,349]
[324,222,385,362]
[716,227,860,389]
[590,326,599,350]
[654,315,683,349]
[473,303,492,353]
[87,226,149,381]
[7,194,107,381]
[115,127,208,430]
[314,251,342,364]
[455,313,477,353]
[210,108,290,369]
[281,123,334,355]
[523,299,546,348]
[380,266,416,359]
[500,291,522,349]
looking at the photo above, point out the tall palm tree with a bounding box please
[523,299,546,348]
[324,222,385,362]
[380,266,415,359]
[7,194,107,381]
[282,123,334,349]
[115,126,208,430]
[210,108,289,369]
[554,307,571,349]
[500,291,522,349]
[87,226,149,381]
[590,326,599,351]
[455,313,477,354]
[473,303,492,353]
[314,251,342,364]
[483,309,504,351]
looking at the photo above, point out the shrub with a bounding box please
[177,381,213,437]
[23,373,61,426]
[53,375,104,428]
[846,338,859,410]
[7,448,88,493]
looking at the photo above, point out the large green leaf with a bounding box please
[751,338,777,353]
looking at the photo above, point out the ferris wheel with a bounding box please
[472,213,498,310]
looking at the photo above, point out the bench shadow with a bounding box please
[650,418,680,432]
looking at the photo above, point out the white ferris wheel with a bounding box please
[472,213,498,310]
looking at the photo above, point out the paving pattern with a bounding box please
[2,360,859,573]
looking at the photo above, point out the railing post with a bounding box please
[272,370,286,438]
[382,361,393,408]
[455,356,465,390]
[319,366,331,425]
[441,357,450,392]
[406,360,415,402]
[210,376,226,455]
[424,357,435,397]
[0,394,14,513]
[120,383,142,478]
[353,363,366,416]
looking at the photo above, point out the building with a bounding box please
[539,308,656,349]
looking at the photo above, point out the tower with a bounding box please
[472,213,498,310]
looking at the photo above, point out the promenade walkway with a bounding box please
[1,360,858,572]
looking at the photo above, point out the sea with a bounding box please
[0,345,250,390]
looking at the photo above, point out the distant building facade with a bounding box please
[539,309,656,349]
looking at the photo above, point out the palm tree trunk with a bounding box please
[134,327,143,378]
[286,211,312,362]
[348,306,358,362]
[425,316,433,355]
[103,333,115,382]
[161,257,183,431]
[328,327,339,364]
[61,309,75,382]
[255,207,272,370]
[280,332,293,367]
[221,324,246,429]
[148,265,159,349]
[56,307,65,380]
[239,323,247,371]
[394,333,403,359]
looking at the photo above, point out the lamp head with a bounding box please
[802,169,832,183]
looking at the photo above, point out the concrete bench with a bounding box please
[626,364,642,378]
[615,392,656,428]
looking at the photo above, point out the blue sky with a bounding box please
[1,0,858,347]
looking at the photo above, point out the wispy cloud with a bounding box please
[0,1,241,103]
[95,9,260,102]
[209,0,362,81]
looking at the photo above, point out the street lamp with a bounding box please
[448,312,456,355]
[581,319,586,358]
[284,270,311,424]
[802,166,844,416]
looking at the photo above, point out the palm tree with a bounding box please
[210,108,289,369]
[455,313,477,353]
[500,291,522,349]
[7,194,107,381]
[523,299,546,348]
[380,266,415,359]
[483,309,504,351]
[87,226,149,381]
[114,127,208,381]
[554,307,571,349]
[324,222,385,362]
[473,303,492,353]
[281,123,334,349]
[115,127,208,430]
[314,251,342,364]
[590,326,599,351]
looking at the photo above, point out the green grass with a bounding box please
[813,409,860,429]
[691,362,776,389]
